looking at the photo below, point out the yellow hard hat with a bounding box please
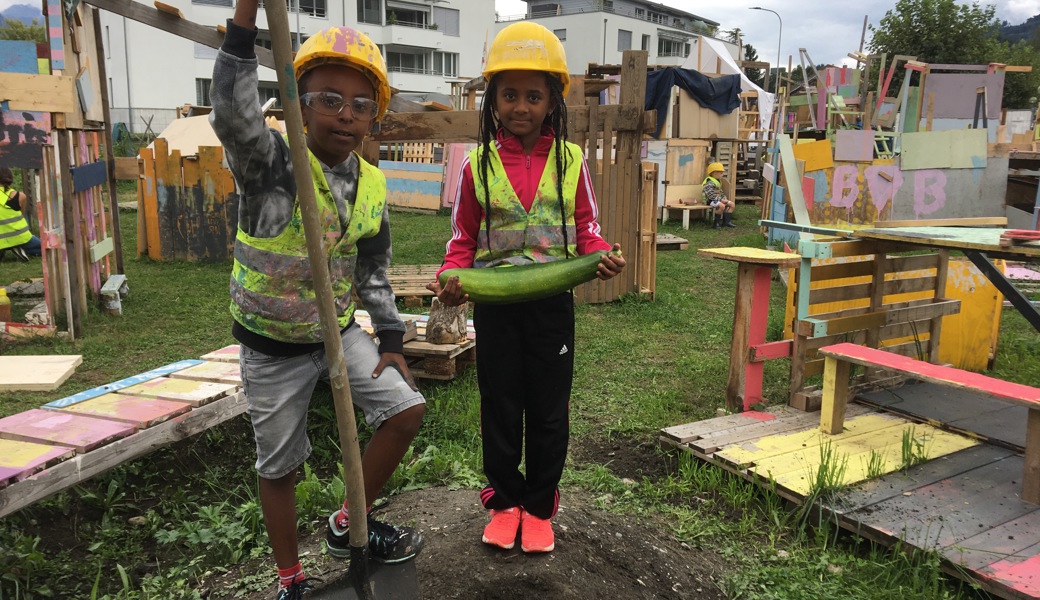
[707,162,725,175]
[294,27,391,119]
[484,22,570,97]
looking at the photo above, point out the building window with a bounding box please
[194,42,218,59]
[433,51,458,77]
[617,29,631,52]
[554,28,566,41]
[641,34,650,51]
[196,78,212,106]
[432,6,459,36]
[386,2,428,28]
[386,51,428,74]
[530,3,561,16]
[658,38,689,58]
[258,0,325,18]
[357,0,380,24]
[257,83,281,108]
[193,0,231,6]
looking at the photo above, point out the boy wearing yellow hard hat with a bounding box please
[703,162,735,228]
[209,3,426,597]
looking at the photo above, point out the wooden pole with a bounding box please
[262,0,371,576]
[91,5,124,274]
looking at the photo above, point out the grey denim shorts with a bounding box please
[239,322,425,479]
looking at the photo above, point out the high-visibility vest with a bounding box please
[470,142,580,268]
[229,152,385,343]
[701,175,721,203]
[0,187,32,251]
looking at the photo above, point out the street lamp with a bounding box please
[750,6,782,95]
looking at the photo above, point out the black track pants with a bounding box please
[474,292,574,520]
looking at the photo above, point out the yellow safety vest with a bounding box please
[0,187,32,251]
[229,152,385,343]
[470,142,580,268]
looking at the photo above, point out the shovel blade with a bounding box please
[309,560,420,600]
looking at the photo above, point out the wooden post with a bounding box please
[819,356,851,434]
[91,6,124,274]
[928,249,949,364]
[1024,409,1040,504]
[57,130,83,338]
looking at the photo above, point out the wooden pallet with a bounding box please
[387,264,439,307]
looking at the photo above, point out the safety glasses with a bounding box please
[300,92,378,120]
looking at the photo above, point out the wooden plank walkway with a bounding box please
[661,394,1040,600]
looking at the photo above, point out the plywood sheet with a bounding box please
[200,345,240,363]
[0,438,75,488]
[921,72,1004,120]
[834,130,875,162]
[791,139,834,172]
[0,355,82,391]
[0,409,136,452]
[119,377,237,407]
[900,129,988,170]
[56,393,192,427]
[167,361,241,385]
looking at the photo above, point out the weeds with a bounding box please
[900,426,930,472]
[806,440,849,500]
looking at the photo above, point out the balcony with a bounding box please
[385,23,444,49]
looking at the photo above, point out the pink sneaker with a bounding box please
[520,511,555,553]
[482,507,522,549]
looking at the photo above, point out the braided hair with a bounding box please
[476,72,571,260]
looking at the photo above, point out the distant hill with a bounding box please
[1001,14,1040,44]
[0,4,44,26]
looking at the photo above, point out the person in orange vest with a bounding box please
[428,22,626,554]
[210,3,426,597]
[0,167,41,261]
[702,162,736,228]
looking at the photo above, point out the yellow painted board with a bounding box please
[699,247,802,266]
[167,361,241,385]
[715,413,905,468]
[118,377,238,406]
[751,421,979,486]
[0,73,77,113]
[791,139,834,172]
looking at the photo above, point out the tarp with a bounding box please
[682,37,775,140]
[645,69,741,138]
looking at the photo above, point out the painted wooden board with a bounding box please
[775,135,812,234]
[44,359,203,408]
[900,129,988,171]
[119,377,237,407]
[0,40,39,74]
[0,409,136,452]
[167,361,241,385]
[0,73,76,113]
[947,512,1040,571]
[834,130,875,162]
[55,393,192,427]
[0,439,75,488]
[820,343,1040,407]
[975,549,1040,599]
[791,139,834,172]
[698,247,802,267]
[690,404,873,455]
[200,345,240,363]
[661,408,788,444]
[921,72,1004,120]
[382,160,444,212]
[71,160,108,193]
[858,226,1040,258]
[829,444,1015,516]
[0,109,51,169]
[0,355,83,391]
[759,422,978,496]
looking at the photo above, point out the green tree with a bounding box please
[869,0,1040,108]
[0,19,46,43]
[743,44,763,87]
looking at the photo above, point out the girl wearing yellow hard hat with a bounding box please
[428,21,626,554]
[703,161,736,228]
[209,2,426,596]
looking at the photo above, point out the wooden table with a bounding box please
[857,226,1040,333]
[699,247,802,412]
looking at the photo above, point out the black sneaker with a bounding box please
[11,247,28,262]
[276,577,321,600]
[326,513,424,564]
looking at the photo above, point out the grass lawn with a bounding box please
[1,200,1030,599]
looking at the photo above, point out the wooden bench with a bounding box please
[660,184,713,230]
[818,342,1040,503]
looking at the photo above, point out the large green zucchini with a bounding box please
[438,250,619,304]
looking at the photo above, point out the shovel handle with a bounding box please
[261,0,369,550]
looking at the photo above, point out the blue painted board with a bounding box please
[44,360,204,408]
[71,161,108,193]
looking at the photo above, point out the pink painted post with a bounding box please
[77,132,101,295]
[743,265,775,411]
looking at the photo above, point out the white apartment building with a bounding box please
[100,0,496,132]
[496,0,719,70]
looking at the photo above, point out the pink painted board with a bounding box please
[167,361,242,385]
[802,176,815,212]
[440,143,476,208]
[0,438,76,488]
[981,552,1040,597]
[118,377,237,407]
[743,266,774,410]
[834,130,875,162]
[200,345,240,363]
[1007,265,1040,281]
[0,409,136,452]
[55,393,192,427]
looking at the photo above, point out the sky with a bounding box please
[496,0,1040,69]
